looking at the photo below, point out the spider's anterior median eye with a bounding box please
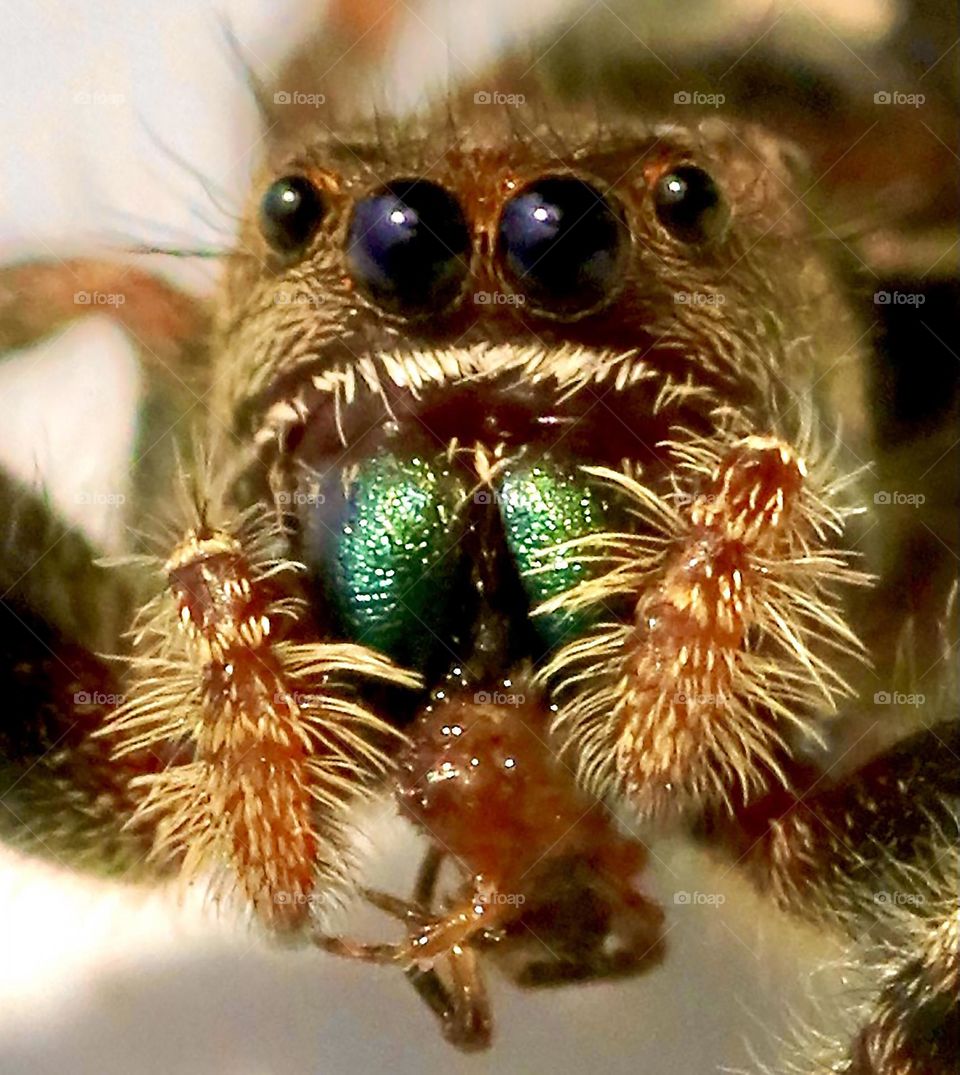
[346,179,471,315]
[259,175,326,253]
[653,166,727,244]
[497,176,627,315]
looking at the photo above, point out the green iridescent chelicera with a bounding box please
[497,461,608,650]
[329,453,466,667]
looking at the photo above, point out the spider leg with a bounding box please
[0,475,164,876]
[0,258,208,377]
[849,902,959,1075]
[439,942,492,1051]
[388,847,496,1051]
[359,886,425,922]
[706,721,960,1073]
[323,925,493,1050]
[494,842,667,989]
[0,256,211,875]
[545,433,866,822]
[0,256,212,520]
[315,847,505,1051]
[413,844,445,908]
[104,491,418,933]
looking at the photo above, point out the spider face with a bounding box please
[229,121,838,408]
[222,119,861,714]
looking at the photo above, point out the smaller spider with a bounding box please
[318,684,665,1050]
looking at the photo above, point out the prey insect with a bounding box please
[0,19,957,1071]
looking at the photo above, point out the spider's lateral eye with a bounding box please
[259,175,326,254]
[346,179,471,316]
[497,175,627,315]
[653,165,727,244]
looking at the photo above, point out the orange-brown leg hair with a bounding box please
[544,432,865,822]
[104,503,418,931]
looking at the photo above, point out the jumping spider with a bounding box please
[0,35,957,1073]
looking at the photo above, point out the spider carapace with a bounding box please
[0,84,957,1070]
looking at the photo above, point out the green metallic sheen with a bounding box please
[331,453,466,665]
[498,461,608,650]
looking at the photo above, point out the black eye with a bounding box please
[653,166,727,244]
[346,179,471,315]
[497,176,627,315]
[259,176,326,254]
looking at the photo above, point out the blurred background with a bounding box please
[0,2,955,1073]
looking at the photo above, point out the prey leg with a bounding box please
[315,847,501,1050]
